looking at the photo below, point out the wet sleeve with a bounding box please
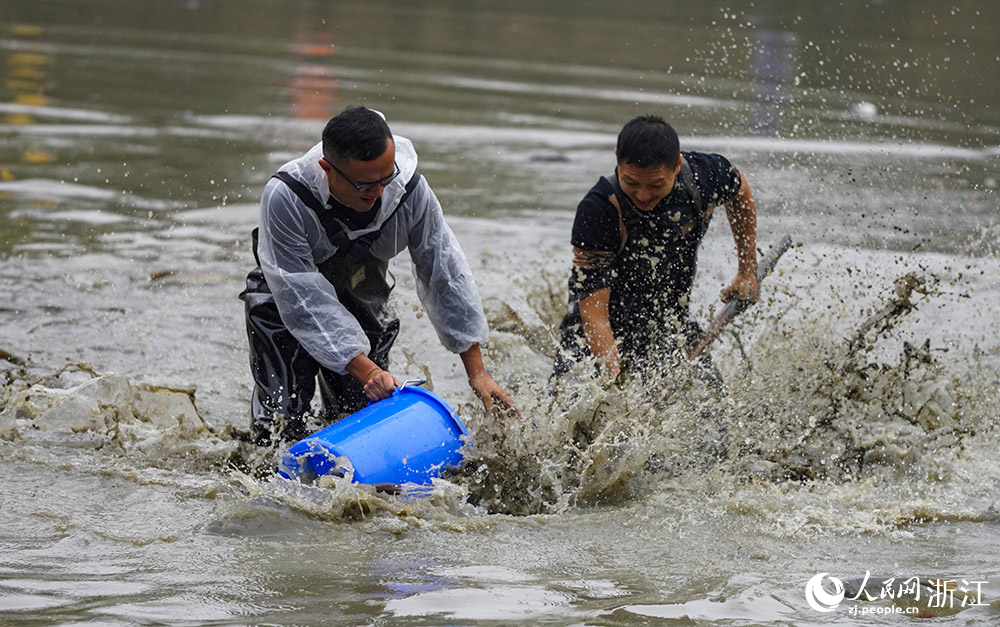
[694,153,743,206]
[568,189,620,299]
[256,180,370,374]
[405,178,489,354]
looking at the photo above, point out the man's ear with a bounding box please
[674,155,682,174]
[318,158,331,172]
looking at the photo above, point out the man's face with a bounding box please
[616,156,682,211]
[319,138,397,212]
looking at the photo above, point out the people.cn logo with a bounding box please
[805,573,846,612]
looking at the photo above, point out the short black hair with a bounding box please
[322,106,392,162]
[616,115,680,168]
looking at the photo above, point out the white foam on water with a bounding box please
[0,579,151,598]
[0,178,187,212]
[622,593,797,622]
[0,593,68,612]
[0,102,130,123]
[386,584,576,621]
[1,178,121,201]
[91,598,237,623]
[14,209,128,225]
[184,113,319,133]
[0,123,159,137]
[687,135,996,161]
[434,74,734,110]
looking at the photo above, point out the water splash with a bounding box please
[464,268,1000,531]
[5,262,995,536]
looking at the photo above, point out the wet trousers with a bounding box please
[239,267,397,446]
[550,311,722,391]
[551,312,705,379]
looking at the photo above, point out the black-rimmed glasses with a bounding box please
[324,157,400,193]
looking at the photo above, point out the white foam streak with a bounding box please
[0,178,120,200]
[688,135,996,160]
[0,178,185,211]
[0,103,131,123]
[399,121,996,161]
[437,74,732,110]
[0,123,158,137]
[181,113,997,161]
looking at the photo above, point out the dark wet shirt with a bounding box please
[562,151,742,358]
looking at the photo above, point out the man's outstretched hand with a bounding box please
[461,343,520,419]
[468,371,519,416]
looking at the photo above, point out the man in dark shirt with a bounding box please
[552,115,758,380]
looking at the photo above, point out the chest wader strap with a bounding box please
[253,169,422,345]
[249,172,329,267]
[250,169,422,267]
[321,169,423,266]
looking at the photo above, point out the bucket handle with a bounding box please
[399,378,427,389]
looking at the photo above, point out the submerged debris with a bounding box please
[0,364,237,469]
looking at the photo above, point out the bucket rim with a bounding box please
[392,385,469,437]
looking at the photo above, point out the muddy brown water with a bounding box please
[1,1,999,624]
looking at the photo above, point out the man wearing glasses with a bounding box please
[241,105,515,446]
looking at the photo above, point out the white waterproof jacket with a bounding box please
[256,135,488,374]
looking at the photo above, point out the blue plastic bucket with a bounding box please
[278,385,471,486]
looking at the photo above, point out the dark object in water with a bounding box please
[0,348,26,366]
[149,269,176,281]
[528,154,570,163]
